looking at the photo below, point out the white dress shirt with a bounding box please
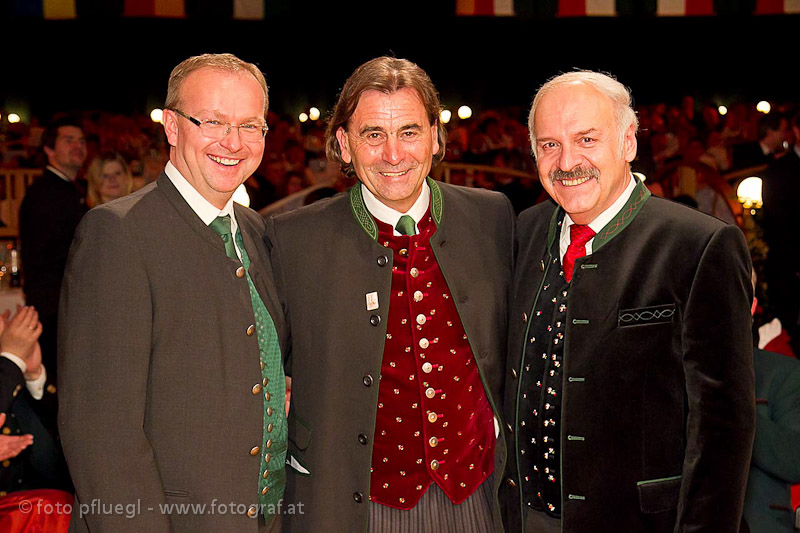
[361,182,430,235]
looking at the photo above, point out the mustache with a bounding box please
[549,166,599,183]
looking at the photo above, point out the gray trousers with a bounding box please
[369,475,496,533]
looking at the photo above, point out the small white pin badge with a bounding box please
[366,292,379,311]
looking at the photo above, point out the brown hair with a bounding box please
[164,53,268,117]
[325,56,447,178]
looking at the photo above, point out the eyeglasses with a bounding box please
[171,109,268,142]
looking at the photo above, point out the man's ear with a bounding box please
[336,127,352,164]
[623,122,637,163]
[163,109,179,147]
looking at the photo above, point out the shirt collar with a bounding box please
[560,174,637,259]
[46,165,72,182]
[164,161,237,229]
[361,181,430,236]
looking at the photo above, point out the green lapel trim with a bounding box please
[349,177,442,241]
[349,183,379,242]
[592,178,650,253]
[427,177,443,225]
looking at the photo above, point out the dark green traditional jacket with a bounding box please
[503,181,755,533]
[270,178,515,532]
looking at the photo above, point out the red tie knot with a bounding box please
[569,224,595,247]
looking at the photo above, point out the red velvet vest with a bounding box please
[369,209,495,510]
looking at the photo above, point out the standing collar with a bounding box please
[361,182,430,235]
[164,161,236,227]
[563,174,637,234]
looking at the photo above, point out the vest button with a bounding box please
[362,375,374,387]
[410,267,419,278]
[422,362,433,374]
[267,407,274,416]
[428,437,439,447]
[427,412,438,423]
[236,266,246,278]
[430,459,440,471]
[267,423,274,433]
[353,492,364,503]
[413,290,424,302]
[419,338,430,349]
[370,314,381,326]
[416,314,426,325]
[377,255,388,267]
[399,248,408,257]
[358,434,368,445]
[261,486,269,495]
[425,387,436,399]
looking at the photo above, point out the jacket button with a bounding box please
[362,375,373,387]
[252,384,262,395]
[377,255,388,267]
[247,505,258,517]
[507,478,517,488]
[511,369,518,379]
[370,314,381,326]
[353,492,364,503]
[236,266,246,278]
[250,446,261,456]
[358,434,368,445]
[246,324,255,336]
[522,312,528,323]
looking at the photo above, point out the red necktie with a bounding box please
[563,224,595,282]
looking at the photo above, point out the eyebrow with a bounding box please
[358,123,422,136]
[576,128,599,137]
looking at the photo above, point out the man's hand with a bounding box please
[0,413,33,461]
[285,376,292,416]
[0,306,43,379]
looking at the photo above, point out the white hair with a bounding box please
[528,70,638,159]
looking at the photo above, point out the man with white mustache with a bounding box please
[502,70,755,532]
[269,56,514,532]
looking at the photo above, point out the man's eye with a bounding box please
[205,120,223,127]
[400,131,418,139]
[240,124,258,131]
[583,137,595,143]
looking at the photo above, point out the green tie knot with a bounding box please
[395,215,416,236]
[209,215,237,259]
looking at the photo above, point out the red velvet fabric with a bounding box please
[369,210,495,510]
[0,489,73,533]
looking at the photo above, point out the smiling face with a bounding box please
[336,88,438,213]
[533,83,637,225]
[164,67,266,209]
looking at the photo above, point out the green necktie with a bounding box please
[209,215,237,259]
[396,214,416,236]
[209,214,287,514]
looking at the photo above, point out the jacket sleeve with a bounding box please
[676,224,756,531]
[751,363,800,483]
[57,208,171,531]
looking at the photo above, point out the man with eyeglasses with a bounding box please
[59,53,287,532]
[269,56,514,532]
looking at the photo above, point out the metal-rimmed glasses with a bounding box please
[171,109,268,142]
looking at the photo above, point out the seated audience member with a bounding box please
[730,112,789,172]
[85,151,133,208]
[0,306,72,533]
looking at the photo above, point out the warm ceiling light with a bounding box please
[756,101,771,114]
[457,106,472,120]
[299,112,309,123]
[440,109,452,124]
[737,176,763,210]
[7,113,21,124]
[309,107,320,121]
[717,105,728,116]
[150,109,164,124]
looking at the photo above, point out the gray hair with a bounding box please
[528,70,638,158]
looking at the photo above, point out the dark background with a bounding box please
[2,6,796,121]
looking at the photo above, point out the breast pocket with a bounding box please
[618,303,675,328]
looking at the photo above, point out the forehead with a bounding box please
[56,126,84,140]
[534,83,615,137]
[181,67,265,115]
[349,88,430,129]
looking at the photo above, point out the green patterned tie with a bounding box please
[395,214,416,236]
[209,215,286,515]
